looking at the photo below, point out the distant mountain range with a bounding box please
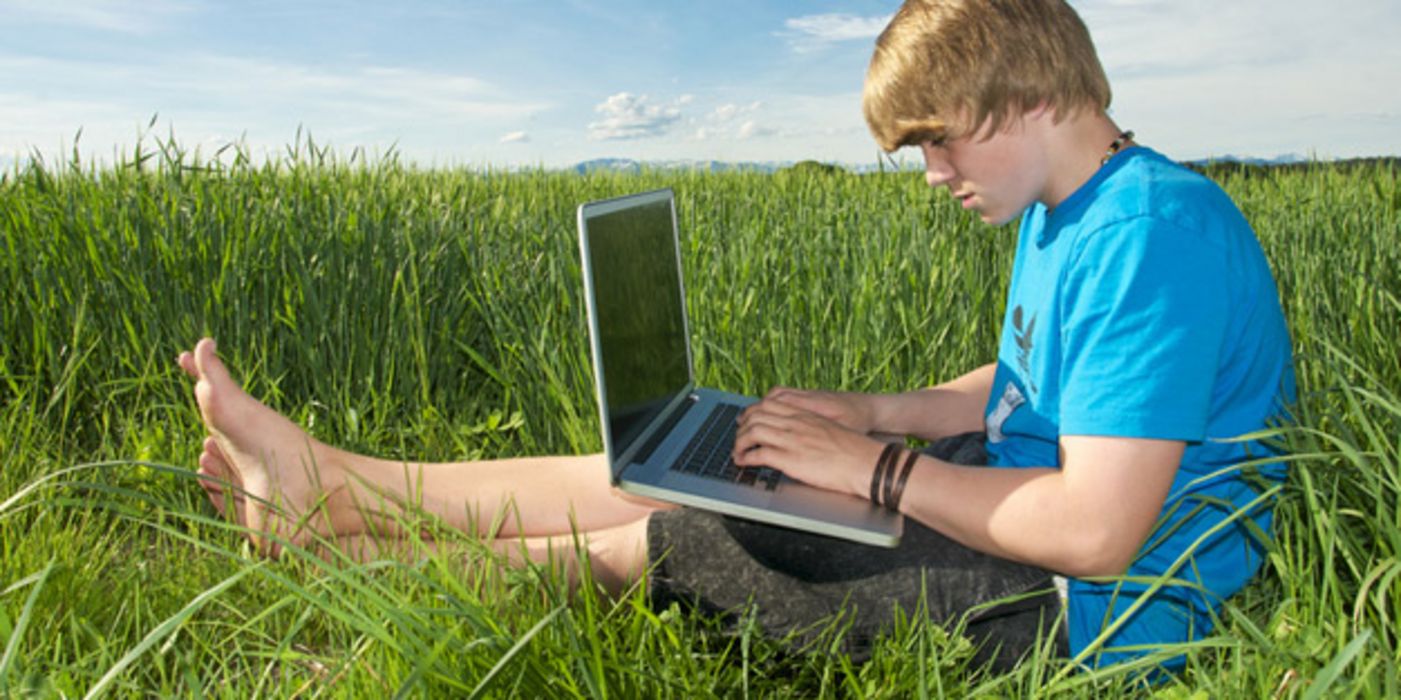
[1183,153,1311,167]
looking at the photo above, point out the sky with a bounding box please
[2,0,1399,171]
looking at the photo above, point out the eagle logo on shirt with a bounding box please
[1012,305,1039,395]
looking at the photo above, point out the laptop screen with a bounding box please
[583,194,691,455]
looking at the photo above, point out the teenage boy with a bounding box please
[179,0,1294,673]
[732,0,1295,667]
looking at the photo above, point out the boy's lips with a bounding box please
[954,191,975,208]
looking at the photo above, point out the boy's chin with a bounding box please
[978,210,1019,226]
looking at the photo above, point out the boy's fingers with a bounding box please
[734,445,783,469]
[741,398,801,423]
[734,419,805,459]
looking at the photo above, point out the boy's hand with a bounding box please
[731,394,885,498]
[744,387,876,434]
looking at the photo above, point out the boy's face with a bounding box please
[918,115,1049,226]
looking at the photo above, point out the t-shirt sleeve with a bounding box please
[1057,216,1229,441]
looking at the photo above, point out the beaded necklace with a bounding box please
[1101,130,1135,165]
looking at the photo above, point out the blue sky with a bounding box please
[3,0,1399,170]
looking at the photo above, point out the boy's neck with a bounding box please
[1037,110,1132,212]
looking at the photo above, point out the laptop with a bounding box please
[577,188,903,547]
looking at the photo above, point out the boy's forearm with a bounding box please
[896,436,1185,578]
[865,362,996,441]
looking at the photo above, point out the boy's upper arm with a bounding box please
[1059,434,1184,571]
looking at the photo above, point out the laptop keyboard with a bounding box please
[673,403,781,491]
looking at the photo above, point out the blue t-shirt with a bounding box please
[983,147,1295,668]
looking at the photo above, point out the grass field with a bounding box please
[1,141,1398,697]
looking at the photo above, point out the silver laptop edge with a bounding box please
[576,188,696,469]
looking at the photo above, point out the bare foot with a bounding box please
[179,338,349,555]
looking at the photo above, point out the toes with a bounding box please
[197,457,260,553]
[197,466,230,518]
[192,338,234,390]
[203,437,236,473]
[178,351,198,379]
[198,452,242,517]
[199,438,240,482]
[198,448,238,490]
[197,437,249,519]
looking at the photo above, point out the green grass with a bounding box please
[1,139,1398,696]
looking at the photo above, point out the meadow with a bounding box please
[1,140,1398,697]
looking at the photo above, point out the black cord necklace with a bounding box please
[1101,130,1135,165]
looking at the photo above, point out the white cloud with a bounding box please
[782,13,892,52]
[708,101,761,123]
[0,0,193,34]
[711,104,740,122]
[587,92,687,141]
[736,120,774,140]
[691,101,770,141]
[499,130,529,144]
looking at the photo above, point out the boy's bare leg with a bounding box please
[195,442,651,593]
[328,519,652,597]
[178,337,672,555]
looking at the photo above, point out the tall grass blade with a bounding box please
[467,605,565,700]
[83,565,260,699]
[1302,628,1372,700]
[0,561,56,693]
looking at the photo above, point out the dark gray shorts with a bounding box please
[646,432,1067,668]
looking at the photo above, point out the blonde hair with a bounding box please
[863,0,1111,151]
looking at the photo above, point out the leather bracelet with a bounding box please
[887,449,920,511]
[869,443,900,506]
[882,447,903,506]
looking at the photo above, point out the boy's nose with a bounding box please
[921,143,955,187]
